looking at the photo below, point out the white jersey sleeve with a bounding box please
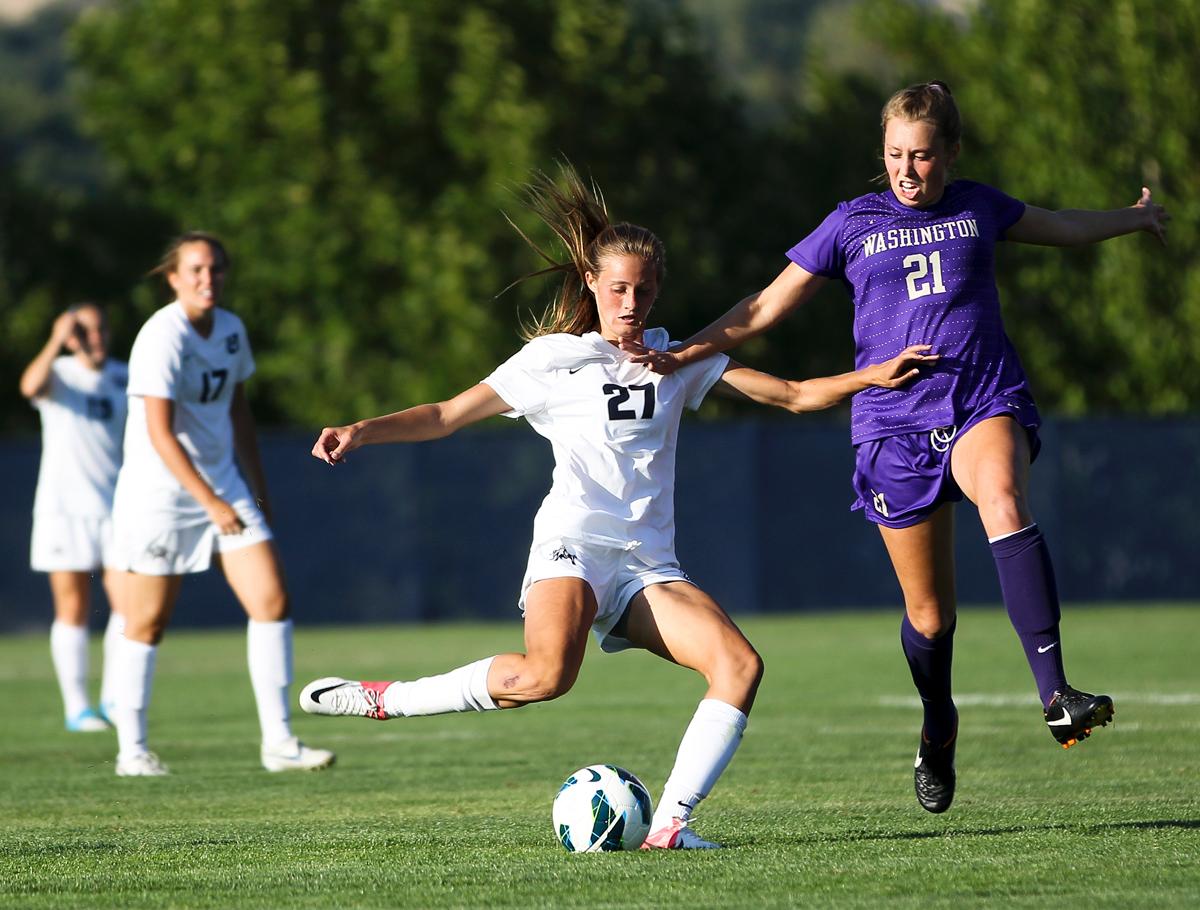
[481,336,567,418]
[234,327,256,384]
[126,310,186,401]
[676,350,730,411]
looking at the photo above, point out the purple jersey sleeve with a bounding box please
[785,205,849,277]
[974,183,1026,237]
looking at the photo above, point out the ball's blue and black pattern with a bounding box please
[552,764,654,852]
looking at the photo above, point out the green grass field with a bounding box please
[2,605,1198,909]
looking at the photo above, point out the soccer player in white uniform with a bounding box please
[108,232,333,777]
[21,303,127,733]
[299,166,933,848]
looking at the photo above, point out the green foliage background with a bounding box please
[841,0,1200,413]
[1,0,1196,431]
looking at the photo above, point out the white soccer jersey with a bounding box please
[483,328,729,567]
[115,302,255,520]
[31,356,128,518]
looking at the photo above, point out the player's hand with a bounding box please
[312,424,362,465]
[51,311,79,350]
[1135,186,1169,245]
[862,345,939,389]
[204,497,245,535]
[620,338,683,375]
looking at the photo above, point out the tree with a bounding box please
[68,0,828,425]
[0,3,172,434]
[810,0,1200,414]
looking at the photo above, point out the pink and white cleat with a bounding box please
[640,818,721,850]
[299,678,391,719]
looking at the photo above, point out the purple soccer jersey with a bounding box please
[788,180,1040,444]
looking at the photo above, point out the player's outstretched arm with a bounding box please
[715,345,937,412]
[19,311,78,399]
[312,383,511,465]
[1006,186,1169,247]
[622,263,828,375]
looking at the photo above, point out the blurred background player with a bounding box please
[20,303,127,733]
[626,81,1169,814]
[107,231,334,777]
[299,165,934,848]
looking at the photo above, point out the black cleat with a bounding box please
[913,724,957,814]
[1044,686,1114,748]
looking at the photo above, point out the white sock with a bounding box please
[247,619,294,747]
[99,612,126,713]
[382,657,499,717]
[50,620,91,719]
[112,635,156,759]
[651,699,748,831]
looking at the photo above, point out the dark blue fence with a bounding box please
[2,416,1197,632]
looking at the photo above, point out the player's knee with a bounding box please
[712,638,764,695]
[976,487,1028,532]
[509,659,578,703]
[248,589,289,622]
[125,614,168,645]
[907,603,953,639]
[519,674,575,703]
[734,642,765,692]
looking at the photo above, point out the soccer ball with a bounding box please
[552,764,654,852]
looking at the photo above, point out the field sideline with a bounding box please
[2,605,1198,908]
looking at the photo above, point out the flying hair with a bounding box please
[502,163,665,340]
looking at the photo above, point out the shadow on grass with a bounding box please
[829,818,1200,843]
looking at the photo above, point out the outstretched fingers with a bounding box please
[1138,186,1169,245]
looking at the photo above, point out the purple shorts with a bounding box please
[851,394,1041,529]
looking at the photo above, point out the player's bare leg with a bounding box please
[488,577,596,707]
[953,416,1113,747]
[220,541,333,771]
[879,509,959,812]
[301,577,596,719]
[621,581,763,848]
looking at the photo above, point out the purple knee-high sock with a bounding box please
[990,524,1068,707]
[900,614,957,745]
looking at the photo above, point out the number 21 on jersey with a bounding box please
[903,251,946,300]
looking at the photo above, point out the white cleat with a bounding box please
[260,736,336,772]
[640,818,721,850]
[115,751,170,777]
[299,677,391,719]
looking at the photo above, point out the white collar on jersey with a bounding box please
[528,327,670,372]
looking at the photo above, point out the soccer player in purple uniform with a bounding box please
[627,81,1169,813]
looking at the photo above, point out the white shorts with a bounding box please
[30,514,117,573]
[113,495,273,576]
[518,538,691,653]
